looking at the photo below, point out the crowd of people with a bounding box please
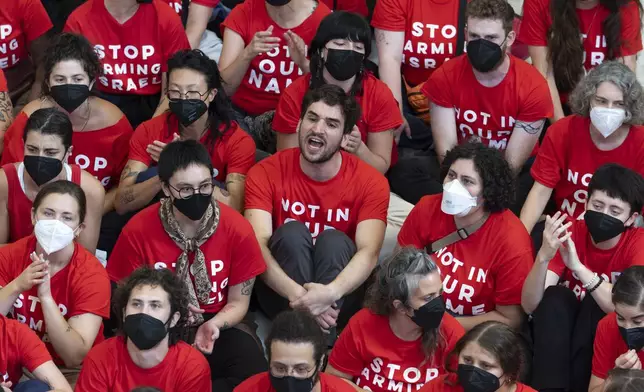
[0,0,644,391]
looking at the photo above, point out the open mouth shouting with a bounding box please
[306,135,326,153]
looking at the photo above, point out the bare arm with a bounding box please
[506,119,545,175]
[620,55,637,72]
[0,92,13,155]
[358,131,393,174]
[152,74,169,118]
[275,133,298,152]
[569,262,614,314]
[114,160,161,214]
[521,251,561,314]
[28,35,49,102]
[0,172,9,244]
[209,278,255,331]
[588,376,604,392]
[519,181,554,233]
[225,173,246,213]
[528,46,565,121]
[0,281,22,316]
[102,188,117,215]
[185,3,212,49]
[78,172,105,254]
[325,365,365,391]
[31,361,73,392]
[430,103,458,162]
[374,29,405,111]
[219,29,254,97]
[456,305,525,331]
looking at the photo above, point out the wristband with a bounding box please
[587,277,604,294]
[582,273,599,289]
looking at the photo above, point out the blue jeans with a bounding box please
[13,380,50,392]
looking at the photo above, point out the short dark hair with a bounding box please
[466,0,515,35]
[440,142,515,212]
[266,311,326,366]
[157,139,213,184]
[43,32,102,95]
[612,266,644,310]
[300,84,361,135]
[113,267,190,345]
[23,108,73,150]
[32,180,87,223]
[605,369,644,392]
[587,164,644,216]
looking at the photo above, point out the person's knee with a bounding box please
[270,221,312,248]
[13,380,51,392]
[315,229,356,255]
[534,285,578,319]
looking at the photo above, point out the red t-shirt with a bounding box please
[164,0,221,15]
[129,113,256,181]
[107,202,266,313]
[1,113,133,189]
[423,55,553,152]
[519,0,642,72]
[221,0,331,116]
[0,236,110,366]
[0,315,52,386]
[273,73,402,166]
[329,309,464,392]
[548,221,644,301]
[319,0,368,17]
[371,0,463,87]
[244,148,389,241]
[0,0,52,70]
[398,195,533,316]
[0,69,6,91]
[64,0,190,96]
[419,374,537,392]
[592,312,644,379]
[2,163,82,243]
[235,372,355,392]
[531,115,644,220]
[75,336,212,392]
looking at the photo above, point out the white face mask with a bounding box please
[34,220,76,255]
[590,107,626,138]
[441,179,478,217]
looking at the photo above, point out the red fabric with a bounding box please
[2,113,133,189]
[0,0,52,70]
[547,221,644,300]
[329,309,464,391]
[319,0,368,17]
[419,374,537,392]
[273,72,403,166]
[0,315,52,385]
[107,202,266,313]
[397,194,533,316]
[163,0,221,15]
[0,236,110,366]
[371,0,462,87]
[423,55,553,153]
[128,113,255,181]
[64,0,189,95]
[236,372,355,392]
[531,115,644,220]
[3,163,82,243]
[592,312,644,379]
[75,336,212,392]
[244,148,389,241]
[221,0,331,115]
[0,69,6,91]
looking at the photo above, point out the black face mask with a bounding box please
[49,84,90,113]
[457,364,501,392]
[584,210,627,243]
[173,193,212,221]
[325,49,364,82]
[411,296,445,330]
[467,39,504,73]
[136,0,153,3]
[269,373,316,392]
[123,313,169,350]
[23,155,63,186]
[266,0,291,6]
[619,326,644,351]
[169,99,208,126]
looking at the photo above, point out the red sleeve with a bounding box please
[158,5,190,72]
[273,81,305,135]
[1,113,29,166]
[128,122,154,166]
[397,196,433,248]
[494,249,533,306]
[74,351,110,392]
[174,348,213,392]
[109,118,135,187]
[367,79,404,132]
[530,118,569,188]
[0,245,19,288]
[14,321,52,372]
[228,218,267,286]
[328,316,365,376]
[221,2,251,41]
[19,0,53,42]
[191,0,220,8]
[63,12,81,34]
[423,66,453,108]
[517,0,550,46]
[0,70,6,92]
[244,162,275,213]
[371,0,406,31]
[619,1,643,56]
[592,314,619,379]
[517,66,554,122]
[69,256,110,319]
[106,226,147,283]
[224,128,256,176]
[357,172,389,224]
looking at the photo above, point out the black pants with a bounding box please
[530,286,605,392]
[98,92,161,129]
[510,157,535,216]
[255,221,357,322]
[387,148,443,205]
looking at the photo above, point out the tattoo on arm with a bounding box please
[515,120,546,135]
[65,324,72,332]
[241,278,255,296]
[221,321,230,330]
[0,92,12,123]
[374,29,388,45]
[119,166,140,182]
[119,188,136,205]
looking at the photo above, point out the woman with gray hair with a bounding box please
[520,60,644,243]
[325,247,465,392]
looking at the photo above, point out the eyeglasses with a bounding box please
[167,90,209,101]
[270,364,316,379]
[169,183,214,199]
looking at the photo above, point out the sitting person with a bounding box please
[0,314,72,392]
[326,247,465,391]
[397,142,532,331]
[589,266,644,391]
[0,180,110,386]
[115,49,255,215]
[419,321,536,392]
[75,267,212,391]
[108,140,267,391]
[521,61,644,244]
[521,164,644,392]
[0,108,104,252]
[0,70,12,151]
[244,85,389,334]
[235,310,357,392]
[602,369,644,392]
